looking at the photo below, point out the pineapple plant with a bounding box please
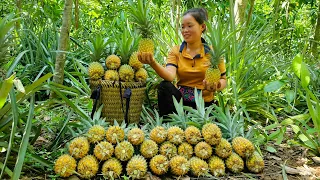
[232,136,255,158]
[150,126,167,144]
[135,68,148,83]
[114,141,134,161]
[77,155,99,179]
[106,125,125,144]
[194,141,212,160]
[126,155,148,179]
[189,157,210,177]
[119,64,134,82]
[167,126,185,145]
[68,137,90,159]
[184,126,202,145]
[93,141,114,161]
[104,70,119,81]
[225,152,244,173]
[208,156,225,177]
[178,142,193,159]
[87,125,105,144]
[215,138,232,159]
[54,154,77,178]
[102,158,123,179]
[105,54,121,70]
[202,123,222,146]
[127,127,145,145]
[88,62,104,80]
[140,139,158,159]
[170,155,190,176]
[149,155,169,175]
[129,51,143,70]
[246,151,265,173]
[159,141,177,159]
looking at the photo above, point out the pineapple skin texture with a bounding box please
[93,141,114,161]
[150,155,169,175]
[88,62,104,80]
[87,125,105,144]
[205,68,221,84]
[129,51,143,70]
[150,126,167,144]
[115,141,134,161]
[185,126,202,145]
[189,157,209,177]
[106,54,121,70]
[77,155,99,179]
[54,154,76,178]
[140,139,158,159]
[135,68,148,82]
[126,155,148,179]
[208,156,225,177]
[160,141,177,159]
[68,137,90,159]
[106,126,125,144]
[178,142,194,159]
[246,151,265,173]
[138,38,154,55]
[170,155,190,176]
[102,158,123,179]
[128,128,145,145]
[232,137,255,158]
[104,70,119,81]
[119,64,134,82]
[215,138,232,159]
[167,126,185,145]
[202,123,222,146]
[194,141,212,160]
[225,152,244,173]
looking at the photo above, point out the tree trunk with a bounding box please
[75,0,79,30]
[15,0,22,30]
[234,0,248,26]
[51,0,73,97]
[312,3,320,59]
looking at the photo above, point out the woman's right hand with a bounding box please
[137,52,156,65]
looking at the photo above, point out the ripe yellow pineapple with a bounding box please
[129,51,143,70]
[127,127,145,145]
[215,138,232,159]
[178,142,193,159]
[189,157,210,177]
[138,39,154,55]
[150,126,167,144]
[184,126,202,145]
[167,126,185,145]
[68,137,90,159]
[159,141,177,159]
[93,141,114,161]
[114,141,134,161]
[170,155,190,176]
[246,151,265,173]
[140,139,158,159]
[208,156,225,177]
[135,68,148,83]
[119,64,134,82]
[202,123,222,146]
[194,141,212,160]
[150,155,169,175]
[106,125,125,144]
[87,125,105,144]
[232,136,255,158]
[225,152,244,173]
[205,66,221,85]
[54,154,76,178]
[105,54,121,70]
[102,158,122,179]
[126,155,148,179]
[77,155,99,179]
[104,70,119,81]
[88,62,104,80]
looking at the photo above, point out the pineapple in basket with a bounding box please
[88,62,104,80]
[104,70,119,81]
[129,51,143,70]
[135,68,148,83]
[119,64,134,82]
[105,54,121,70]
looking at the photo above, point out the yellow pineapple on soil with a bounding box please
[246,151,265,173]
[87,125,105,144]
[208,156,225,177]
[194,141,212,160]
[159,141,177,159]
[184,126,202,145]
[68,137,90,159]
[54,154,76,178]
[77,155,99,179]
[102,158,122,179]
[225,152,244,173]
[114,141,134,161]
[178,142,193,159]
[232,136,255,158]
[140,139,158,159]
[127,127,145,145]
[189,157,210,177]
[150,155,169,175]
[215,138,232,159]
[170,155,190,176]
[202,123,222,146]
[106,125,125,144]
[150,126,167,144]
[167,126,185,145]
[93,141,114,161]
[126,155,148,179]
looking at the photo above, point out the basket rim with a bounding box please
[90,79,146,88]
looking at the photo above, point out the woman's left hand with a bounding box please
[203,79,221,92]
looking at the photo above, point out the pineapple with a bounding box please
[178,142,193,159]
[167,126,185,145]
[87,125,105,144]
[202,123,222,146]
[135,68,148,83]
[184,126,202,145]
[149,155,169,175]
[194,141,212,160]
[119,64,134,82]
[104,70,119,81]
[54,154,76,178]
[225,152,244,173]
[215,138,232,159]
[93,141,114,161]
[159,141,177,159]
[106,125,125,144]
[126,155,148,179]
[129,51,143,70]
[170,155,190,176]
[102,158,123,179]
[127,127,145,145]
[68,137,90,159]
[189,157,210,177]
[140,139,158,159]
[77,155,99,179]
[232,136,255,158]
[105,54,121,70]
[205,66,221,85]
[208,156,225,177]
[150,126,167,144]
[88,62,104,80]
[246,151,265,173]
[114,141,134,161]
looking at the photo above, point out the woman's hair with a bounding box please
[183,8,208,32]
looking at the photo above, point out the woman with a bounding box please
[138,8,227,116]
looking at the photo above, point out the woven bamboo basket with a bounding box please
[90,80,146,124]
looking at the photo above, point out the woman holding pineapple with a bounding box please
[138,8,227,116]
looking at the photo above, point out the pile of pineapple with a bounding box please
[54,123,264,179]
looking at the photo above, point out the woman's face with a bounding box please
[181,14,205,43]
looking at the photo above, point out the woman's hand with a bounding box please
[137,52,156,65]
[203,79,221,92]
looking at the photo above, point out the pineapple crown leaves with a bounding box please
[87,34,110,62]
[140,105,165,129]
[166,96,191,130]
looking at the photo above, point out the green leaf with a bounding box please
[290,124,300,133]
[264,80,285,93]
[298,134,308,142]
[285,90,295,103]
[0,73,15,109]
[13,79,25,94]
[266,146,277,153]
[300,62,310,88]
[292,53,302,78]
